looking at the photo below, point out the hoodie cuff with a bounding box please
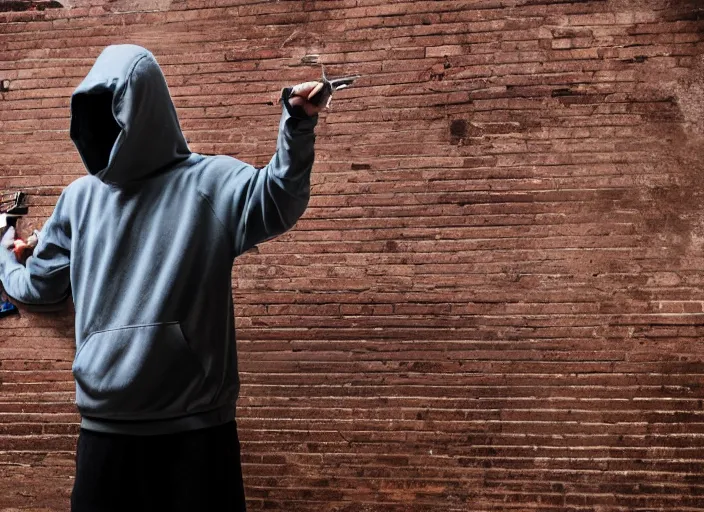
[280,87,319,131]
[0,246,22,286]
[0,246,16,267]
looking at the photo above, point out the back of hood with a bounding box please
[70,44,190,186]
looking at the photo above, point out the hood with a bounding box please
[70,44,190,186]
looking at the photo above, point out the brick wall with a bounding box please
[1,0,704,510]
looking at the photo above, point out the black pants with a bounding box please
[71,421,246,512]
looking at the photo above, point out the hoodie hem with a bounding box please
[79,403,235,436]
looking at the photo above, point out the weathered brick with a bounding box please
[0,0,703,510]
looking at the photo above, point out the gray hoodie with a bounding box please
[0,44,317,435]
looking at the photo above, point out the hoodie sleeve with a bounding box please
[208,87,317,257]
[0,192,71,305]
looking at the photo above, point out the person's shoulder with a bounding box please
[191,154,257,199]
[59,175,98,199]
[179,154,236,177]
[55,175,115,212]
[192,154,253,181]
[199,154,242,169]
[64,175,101,191]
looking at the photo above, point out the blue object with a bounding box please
[0,299,18,317]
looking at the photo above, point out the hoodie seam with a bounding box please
[196,189,236,258]
[99,53,149,182]
[112,53,149,126]
[87,321,179,338]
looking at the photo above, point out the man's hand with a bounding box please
[1,227,40,264]
[289,81,328,117]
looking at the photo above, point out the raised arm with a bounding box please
[203,83,324,257]
[0,192,71,306]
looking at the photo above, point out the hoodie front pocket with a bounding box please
[73,322,212,420]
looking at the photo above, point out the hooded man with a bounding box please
[0,44,326,511]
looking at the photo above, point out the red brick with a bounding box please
[1,0,703,510]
